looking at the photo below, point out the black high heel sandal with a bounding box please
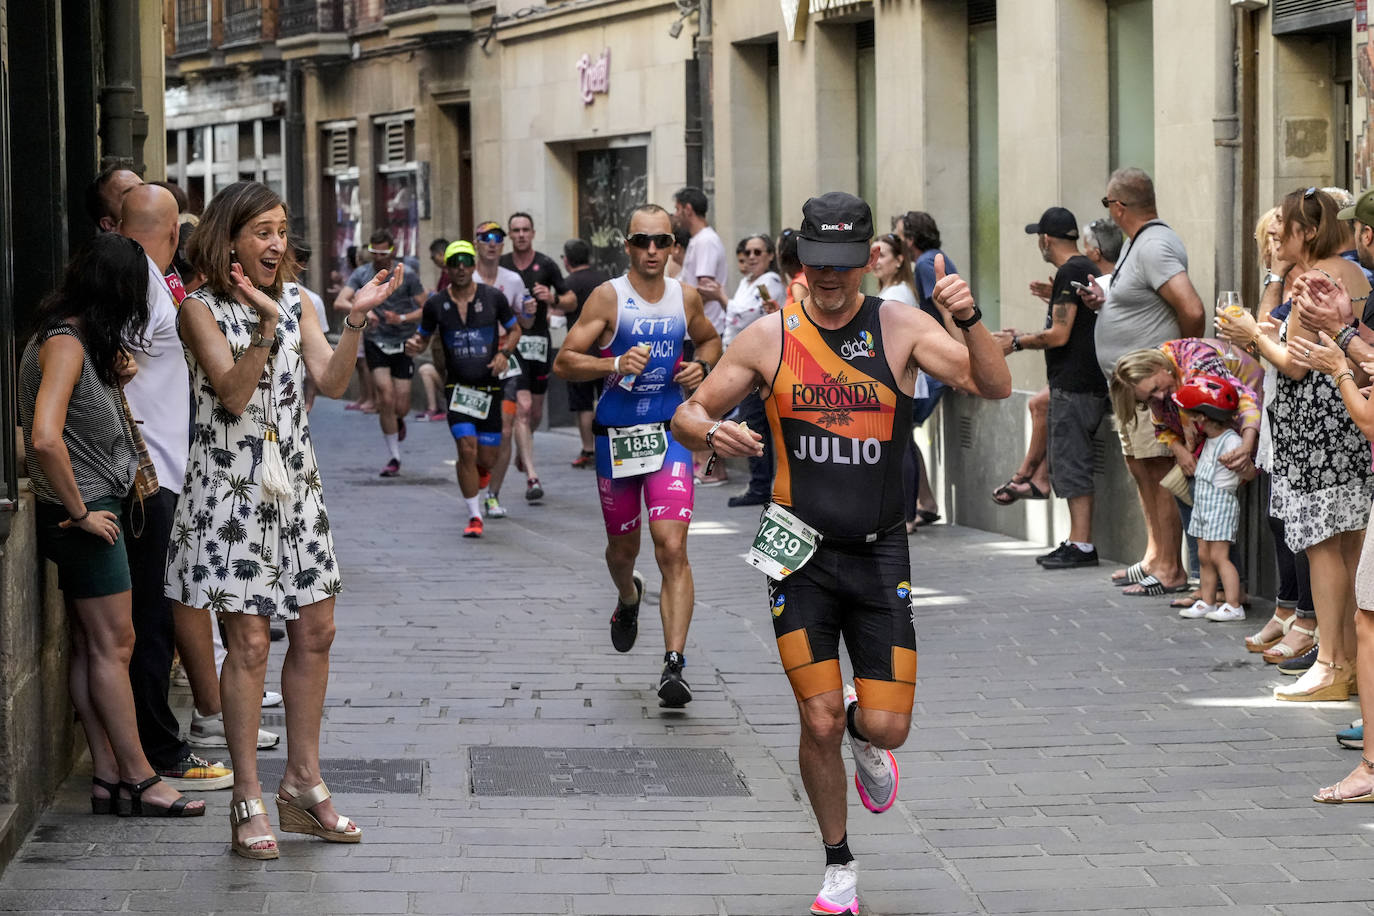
[117,775,205,818]
[90,776,119,815]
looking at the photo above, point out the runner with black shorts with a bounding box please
[406,240,521,538]
[500,213,575,504]
[562,239,612,468]
[340,228,427,477]
[674,192,1009,915]
[553,204,720,708]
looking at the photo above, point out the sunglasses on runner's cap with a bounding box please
[476,230,505,243]
[626,232,674,250]
[446,253,476,267]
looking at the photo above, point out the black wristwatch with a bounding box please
[953,305,983,331]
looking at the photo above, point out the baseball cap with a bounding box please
[475,220,503,236]
[1338,188,1374,224]
[444,240,477,263]
[797,192,874,269]
[1024,207,1079,240]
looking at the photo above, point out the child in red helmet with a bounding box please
[1173,375,1255,622]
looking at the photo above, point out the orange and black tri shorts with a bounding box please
[766,532,918,714]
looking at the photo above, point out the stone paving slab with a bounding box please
[2,402,1374,914]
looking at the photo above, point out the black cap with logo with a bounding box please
[1024,206,1079,240]
[798,191,874,269]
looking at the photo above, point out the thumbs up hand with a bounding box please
[931,253,975,322]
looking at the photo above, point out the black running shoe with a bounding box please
[1037,541,1099,569]
[658,651,692,708]
[610,571,644,653]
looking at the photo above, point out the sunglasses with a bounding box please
[744,248,767,256]
[476,230,505,243]
[367,246,394,255]
[627,232,674,250]
[807,264,856,273]
[1101,197,1123,209]
[446,254,476,268]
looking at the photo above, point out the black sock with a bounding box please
[846,701,868,744]
[824,834,852,867]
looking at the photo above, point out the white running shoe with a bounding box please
[188,710,280,750]
[811,862,858,915]
[484,496,507,518]
[844,684,898,813]
[262,690,283,708]
[1178,599,1214,619]
[1205,602,1246,622]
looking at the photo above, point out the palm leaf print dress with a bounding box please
[166,283,340,620]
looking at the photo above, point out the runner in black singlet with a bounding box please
[674,192,1010,916]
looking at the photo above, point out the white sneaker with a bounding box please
[170,662,189,687]
[1205,602,1246,622]
[811,862,858,915]
[188,710,280,750]
[1178,600,1214,619]
[262,690,283,708]
[844,684,898,813]
[484,496,507,518]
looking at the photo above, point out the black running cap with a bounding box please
[798,192,874,269]
[1024,206,1079,240]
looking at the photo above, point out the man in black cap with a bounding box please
[673,191,1009,916]
[993,207,1108,569]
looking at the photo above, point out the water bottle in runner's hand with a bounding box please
[618,343,652,391]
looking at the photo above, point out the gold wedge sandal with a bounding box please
[229,797,279,860]
[275,780,362,843]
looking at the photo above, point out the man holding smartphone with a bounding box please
[993,206,1109,569]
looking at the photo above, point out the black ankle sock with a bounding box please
[846,701,868,743]
[824,834,852,867]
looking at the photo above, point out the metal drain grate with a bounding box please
[470,746,749,797]
[252,758,423,794]
[353,476,453,486]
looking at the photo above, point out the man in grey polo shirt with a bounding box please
[1083,168,1205,595]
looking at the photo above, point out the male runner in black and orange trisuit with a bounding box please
[674,191,1009,915]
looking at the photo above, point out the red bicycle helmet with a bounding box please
[1171,374,1239,421]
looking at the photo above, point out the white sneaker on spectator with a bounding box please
[1178,600,1214,619]
[189,710,280,750]
[262,690,283,708]
[1205,602,1246,622]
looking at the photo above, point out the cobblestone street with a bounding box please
[3,402,1374,915]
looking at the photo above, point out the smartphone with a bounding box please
[1070,280,1091,292]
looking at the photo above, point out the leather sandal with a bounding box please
[118,775,204,818]
[1314,756,1374,804]
[1245,612,1294,653]
[1262,621,1317,664]
[275,780,362,843]
[91,776,119,816]
[230,797,279,860]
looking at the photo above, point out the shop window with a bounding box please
[374,115,419,260]
[322,122,361,281]
[577,146,648,277]
[1108,0,1154,174]
[968,12,1000,326]
[238,122,256,161]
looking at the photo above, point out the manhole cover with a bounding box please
[251,758,422,794]
[469,747,748,797]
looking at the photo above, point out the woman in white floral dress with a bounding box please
[167,181,401,859]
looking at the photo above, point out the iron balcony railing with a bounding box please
[279,0,345,37]
[223,5,265,46]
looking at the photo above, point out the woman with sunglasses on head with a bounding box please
[167,181,402,858]
[720,235,785,507]
[21,233,207,820]
[1218,187,1373,703]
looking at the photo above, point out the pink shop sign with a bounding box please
[578,48,610,105]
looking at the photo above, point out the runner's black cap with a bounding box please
[798,192,874,269]
[1024,206,1079,240]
